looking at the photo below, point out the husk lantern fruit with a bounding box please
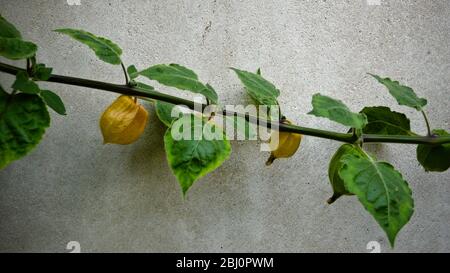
[100,95,149,145]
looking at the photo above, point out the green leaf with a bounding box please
[134,81,154,92]
[155,101,179,127]
[204,84,218,104]
[0,87,50,169]
[0,37,37,60]
[164,114,231,195]
[231,68,279,107]
[12,71,40,94]
[137,64,218,104]
[417,129,450,172]
[0,14,22,39]
[308,93,368,129]
[327,144,366,204]
[41,90,66,115]
[369,74,427,111]
[339,151,414,247]
[54,28,122,65]
[127,65,138,79]
[361,106,413,135]
[0,15,37,60]
[33,63,53,81]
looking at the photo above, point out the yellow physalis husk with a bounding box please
[100,95,149,145]
[266,120,303,166]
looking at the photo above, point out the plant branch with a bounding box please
[1,62,449,145]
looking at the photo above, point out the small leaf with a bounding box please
[41,90,66,115]
[417,129,450,172]
[204,83,218,104]
[135,81,155,92]
[127,65,138,79]
[256,68,261,75]
[54,28,122,65]
[231,68,280,107]
[0,14,22,39]
[11,71,40,94]
[308,93,368,129]
[33,64,53,81]
[0,37,37,60]
[164,114,231,195]
[361,106,413,135]
[155,101,180,127]
[137,64,218,104]
[339,151,414,247]
[369,74,427,111]
[0,88,50,169]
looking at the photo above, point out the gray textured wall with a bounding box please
[0,0,449,253]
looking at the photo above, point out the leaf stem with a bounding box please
[120,62,129,86]
[1,62,449,145]
[26,58,31,74]
[421,110,432,136]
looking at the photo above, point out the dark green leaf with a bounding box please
[155,101,180,127]
[137,64,218,104]
[339,151,414,247]
[327,144,366,204]
[12,71,40,94]
[0,37,37,60]
[33,64,53,81]
[41,90,66,115]
[127,65,138,79]
[308,93,368,129]
[54,28,122,65]
[164,114,231,195]
[417,129,450,172]
[361,106,413,135]
[231,68,279,107]
[0,14,22,39]
[0,89,50,169]
[369,74,427,111]
[0,85,9,98]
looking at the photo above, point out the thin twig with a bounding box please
[120,62,129,86]
[421,110,432,136]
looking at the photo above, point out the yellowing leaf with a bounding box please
[164,114,231,195]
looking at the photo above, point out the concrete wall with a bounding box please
[0,0,449,253]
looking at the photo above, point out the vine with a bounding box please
[0,14,449,247]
